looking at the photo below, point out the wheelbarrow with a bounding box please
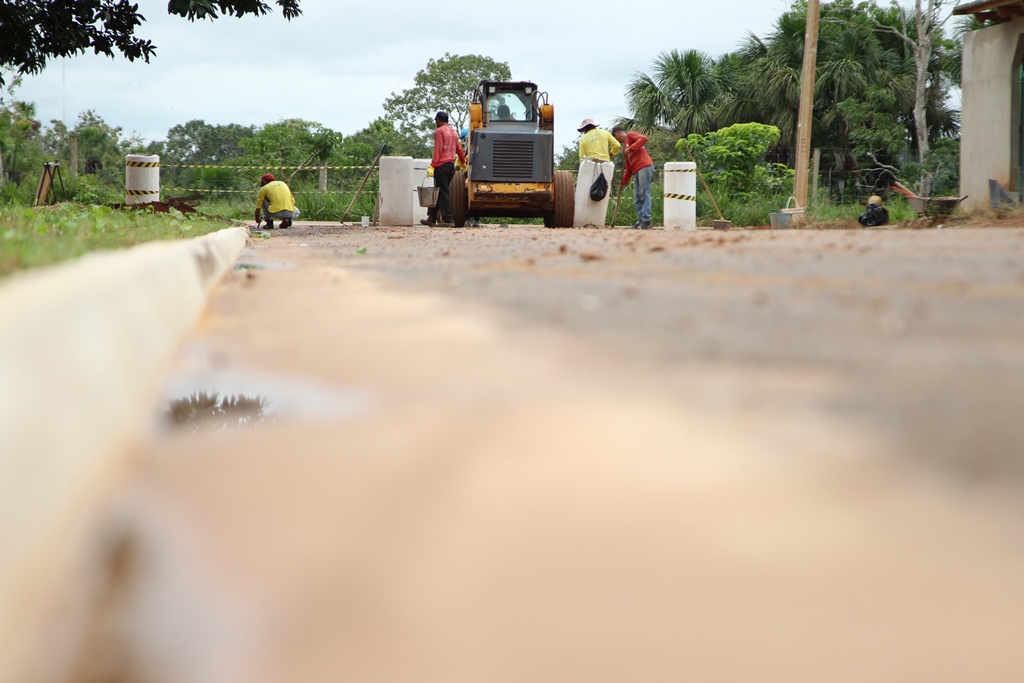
[892,183,966,216]
[905,195,967,217]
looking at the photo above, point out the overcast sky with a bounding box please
[13,0,793,150]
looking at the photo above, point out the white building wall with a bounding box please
[960,18,1024,212]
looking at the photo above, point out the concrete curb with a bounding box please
[0,227,248,678]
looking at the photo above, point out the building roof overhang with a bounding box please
[954,0,1024,23]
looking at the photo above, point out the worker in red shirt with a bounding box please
[612,126,655,229]
[421,111,467,227]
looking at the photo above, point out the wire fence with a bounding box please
[164,164,378,170]
[156,153,920,218]
[162,186,369,196]
[159,163,382,213]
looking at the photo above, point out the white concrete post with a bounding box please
[378,157,414,226]
[574,159,615,228]
[411,159,434,225]
[664,162,697,231]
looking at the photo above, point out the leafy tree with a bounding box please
[239,119,339,168]
[855,0,958,196]
[0,0,301,86]
[555,143,579,171]
[67,110,126,173]
[903,136,959,196]
[195,166,237,191]
[237,118,361,194]
[623,49,722,136]
[347,117,428,159]
[382,53,511,147]
[166,0,300,21]
[620,0,961,199]
[0,99,42,184]
[682,122,792,195]
[836,87,907,177]
[39,118,70,164]
[164,119,255,165]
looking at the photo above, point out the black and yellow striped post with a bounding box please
[125,155,161,204]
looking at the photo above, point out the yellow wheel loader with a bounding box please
[451,81,575,228]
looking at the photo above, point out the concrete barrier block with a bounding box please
[379,157,414,226]
[0,227,247,682]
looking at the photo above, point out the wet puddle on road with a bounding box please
[233,261,296,272]
[158,368,376,436]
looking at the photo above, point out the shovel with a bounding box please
[610,182,625,228]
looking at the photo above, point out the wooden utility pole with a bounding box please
[793,0,821,210]
[69,135,79,178]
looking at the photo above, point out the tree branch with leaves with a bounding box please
[855,0,955,196]
[0,0,302,86]
[382,53,511,147]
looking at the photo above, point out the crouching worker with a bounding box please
[255,173,300,229]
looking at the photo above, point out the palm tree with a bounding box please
[620,1,961,194]
[622,49,722,136]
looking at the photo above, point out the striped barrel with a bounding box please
[125,155,160,205]
[664,162,697,231]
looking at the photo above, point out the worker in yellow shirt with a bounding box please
[577,118,621,162]
[254,173,300,229]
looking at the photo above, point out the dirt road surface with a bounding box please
[52,225,1024,683]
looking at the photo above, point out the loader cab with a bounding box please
[467,81,553,184]
[484,84,535,124]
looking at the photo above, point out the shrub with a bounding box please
[680,123,793,197]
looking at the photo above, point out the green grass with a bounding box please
[0,203,227,278]
[195,197,251,220]
[807,195,917,224]
[183,189,378,223]
[693,187,919,227]
[697,191,784,227]
[298,191,377,222]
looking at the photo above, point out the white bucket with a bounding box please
[780,196,805,227]
[125,155,160,205]
[664,162,697,231]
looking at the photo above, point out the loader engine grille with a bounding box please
[492,139,535,180]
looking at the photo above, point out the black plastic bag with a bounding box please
[589,170,608,201]
[858,203,889,227]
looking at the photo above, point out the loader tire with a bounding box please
[451,171,467,228]
[546,170,575,228]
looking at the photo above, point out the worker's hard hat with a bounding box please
[869,195,882,205]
